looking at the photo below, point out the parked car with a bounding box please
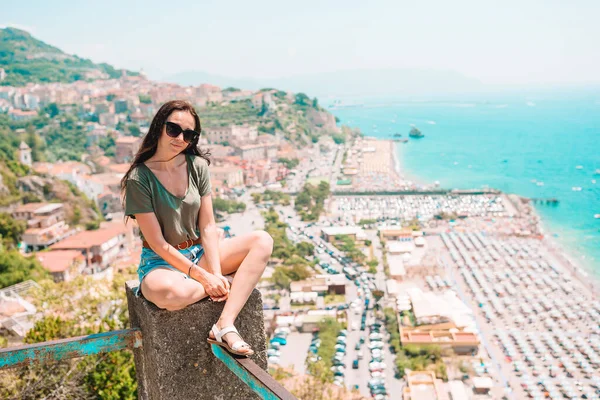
[270,337,287,346]
[352,359,359,369]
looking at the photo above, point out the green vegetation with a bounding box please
[0,212,26,248]
[366,258,378,274]
[212,197,246,214]
[306,317,342,383]
[98,135,116,157]
[331,133,346,144]
[0,250,49,289]
[0,273,138,399]
[358,218,377,226]
[294,182,330,221]
[332,235,366,265]
[251,190,290,206]
[271,260,312,290]
[324,293,345,304]
[277,157,300,169]
[383,307,447,380]
[44,115,87,161]
[263,209,317,289]
[0,27,137,86]
[138,94,152,104]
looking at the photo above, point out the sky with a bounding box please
[2,0,600,86]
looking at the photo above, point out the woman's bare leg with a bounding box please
[140,268,208,311]
[199,230,273,352]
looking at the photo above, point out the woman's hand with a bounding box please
[195,269,229,301]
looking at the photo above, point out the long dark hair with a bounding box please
[120,100,211,207]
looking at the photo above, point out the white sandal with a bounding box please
[207,324,254,357]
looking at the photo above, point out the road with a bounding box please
[277,332,312,375]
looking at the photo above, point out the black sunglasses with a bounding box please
[165,121,200,143]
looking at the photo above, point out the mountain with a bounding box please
[160,68,484,97]
[0,27,138,86]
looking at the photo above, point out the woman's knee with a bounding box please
[252,230,273,258]
[145,278,191,311]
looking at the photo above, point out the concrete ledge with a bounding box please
[125,280,268,400]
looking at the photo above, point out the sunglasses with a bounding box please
[165,121,200,143]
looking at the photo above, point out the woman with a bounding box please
[121,100,272,356]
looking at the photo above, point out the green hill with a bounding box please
[0,27,138,86]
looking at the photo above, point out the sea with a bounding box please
[323,89,600,277]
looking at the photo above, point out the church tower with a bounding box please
[18,141,32,167]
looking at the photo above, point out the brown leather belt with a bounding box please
[142,238,201,250]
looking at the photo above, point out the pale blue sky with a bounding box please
[2,0,599,85]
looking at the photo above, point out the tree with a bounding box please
[295,242,315,258]
[138,94,152,104]
[43,103,60,118]
[127,125,141,137]
[0,212,26,247]
[0,250,49,288]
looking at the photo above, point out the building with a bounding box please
[386,241,415,254]
[290,278,328,294]
[235,142,278,161]
[389,259,406,280]
[402,371,443,400]
[472,377,494,395]
[50,223,130,274]
[379,226,415,241]
[18,141,32,167]
[99,113,119,127]
[448,381,469,400]
[320,226,367,243]
[13,202,65,224]
[8,109,37,121]
[299,314,327,333]
[321,274,347,295]
[36,250,86,282]
[400,326,479,355]
[13,203,75,251]
[209,166,244,187]
[115,136,141,163]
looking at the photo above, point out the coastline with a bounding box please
[390,139,600,298]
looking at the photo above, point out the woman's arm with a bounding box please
[198,194,222,275]
[135,212,228,299]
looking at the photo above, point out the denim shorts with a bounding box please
[135,244,204,297]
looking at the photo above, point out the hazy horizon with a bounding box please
[2,0,600,91]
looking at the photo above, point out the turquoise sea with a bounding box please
[325,90,600,275]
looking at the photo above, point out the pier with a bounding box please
[529,197,560,205]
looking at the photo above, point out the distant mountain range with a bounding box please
[0,27,483,97]
[160,68,484,97]
[0,27,137,86]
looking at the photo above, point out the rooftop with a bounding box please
[37,250,84,273]
[50,224,126,250]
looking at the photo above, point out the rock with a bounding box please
[16,175,50,198]
[125,281,268,400]
[306,108,340,133]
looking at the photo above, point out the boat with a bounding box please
[576,165,583,170]
[595,169,600,175]
[536,182,544,186]
[393,133,403,137]
[572,187,582,191]
[595,214,600,219]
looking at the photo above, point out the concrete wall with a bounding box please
[125,281,268,400]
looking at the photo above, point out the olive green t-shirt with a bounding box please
[124,153,212,246]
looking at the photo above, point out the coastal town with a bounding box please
[1,63,600,400]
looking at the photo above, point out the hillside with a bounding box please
[0,27,138,86]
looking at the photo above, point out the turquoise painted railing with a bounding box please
[0,328,297,400]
